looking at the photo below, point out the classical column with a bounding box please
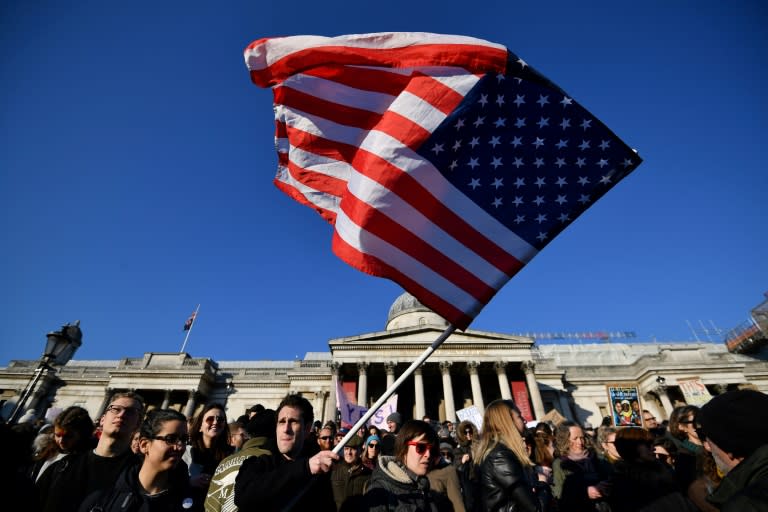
[521,361,546,420]
[314,390,327,423]
[440,361,456,421]
[495,361,512,400]
[161,389,171,409]
[384,361,397,389]
[357,362,369,406]
[414,367,426,419]
[467,361,484,412]
[657,388,674,415]
[325,362,341,423]
[183,390,197,419]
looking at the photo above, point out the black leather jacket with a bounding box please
[478,443,545,512]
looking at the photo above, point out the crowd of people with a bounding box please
[1,388,766,511]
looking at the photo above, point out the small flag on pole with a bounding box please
[183,310,196,331]
[244,32,642,330]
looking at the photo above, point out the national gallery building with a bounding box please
[2,293,767,427]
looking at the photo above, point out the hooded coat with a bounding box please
[362,456,452,512]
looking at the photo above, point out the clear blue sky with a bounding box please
[2,1,766,365]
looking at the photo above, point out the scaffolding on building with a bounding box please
[724,293,768,353]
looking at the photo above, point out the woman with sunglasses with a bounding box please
[79,409,193,512]
[665,405,703,496]
[474,400,550,512]
[363,419,452,511]
[183,404,233,512]
[362,434,381,471]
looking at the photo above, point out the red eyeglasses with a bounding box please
[406,441,434,455]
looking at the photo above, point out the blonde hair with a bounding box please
[474,399,533,467]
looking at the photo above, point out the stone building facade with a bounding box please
[2,293,767,426]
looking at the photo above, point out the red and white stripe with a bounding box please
[244,32,537,329]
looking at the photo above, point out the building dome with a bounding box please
[386,292,449,330]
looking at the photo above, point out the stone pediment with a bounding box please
[329,325,533,348]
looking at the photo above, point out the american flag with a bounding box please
[244,32,642,330]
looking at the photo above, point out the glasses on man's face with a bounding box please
[406,441,434,455]
[318,436,332,441]
[643,416,656,422]
[152,434,190,447]
[106,405,141,417]
[368,443,379,449]
[204,415,225,424]
[441,451,452,458]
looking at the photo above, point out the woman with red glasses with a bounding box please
[363,419,452,511]
[183,403,233,512]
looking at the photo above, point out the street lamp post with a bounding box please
[9,321,83,424]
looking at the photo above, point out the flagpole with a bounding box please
[180,304,200,353]
[331,323,456,454]
[281,323,457,512]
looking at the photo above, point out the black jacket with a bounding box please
[78,463,193,512]
[234,451,335,512]
[37,450,140,512]
[477,443,545,512]
[606,459,697,512]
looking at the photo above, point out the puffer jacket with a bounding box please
[362,456,452,512]
[477,443,547,512]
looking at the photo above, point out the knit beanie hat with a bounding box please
[697,389,768,457]
[343,434,363,449]
[386,412,402,425]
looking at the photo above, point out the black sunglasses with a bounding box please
[318,435,332,441]
[152,434,190,446]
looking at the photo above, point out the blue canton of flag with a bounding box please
[421,55,641,251]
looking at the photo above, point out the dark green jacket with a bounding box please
[708,444,768,512]
[330,459,371,511]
